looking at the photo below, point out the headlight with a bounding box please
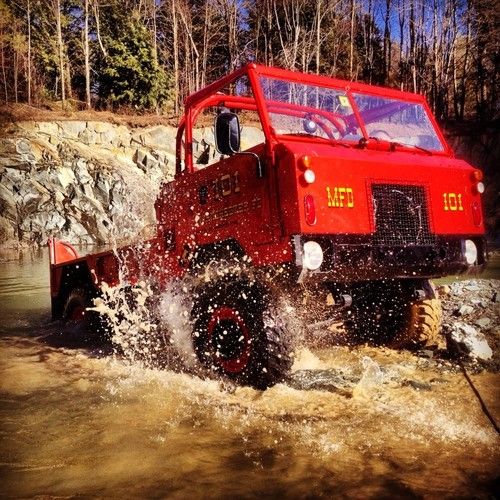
[303,241,323,270]
[303,169,316,184]
[464,239,477,265]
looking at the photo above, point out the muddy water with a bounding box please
[0,251,499,498]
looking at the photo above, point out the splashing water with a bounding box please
[2,253,498,497]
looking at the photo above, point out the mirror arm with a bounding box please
[234,151,264,178]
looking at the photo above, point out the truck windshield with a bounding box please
[351,93,444,151]
[259,76,444,151]
[259,76,362,142]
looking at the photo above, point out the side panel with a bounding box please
[167,147,288,266]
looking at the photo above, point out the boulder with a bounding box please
[37,122,61,137]
[455,304,474,316]
[60,121,87,138]
[0,215,16,244]
[448,322,493,360]
[475,317,492,329]
[78,128,96,146]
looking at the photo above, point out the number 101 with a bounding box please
[443,192,464,211]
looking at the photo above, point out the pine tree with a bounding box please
[97,8,170,110]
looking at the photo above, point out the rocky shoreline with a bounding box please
[441,278,499,370]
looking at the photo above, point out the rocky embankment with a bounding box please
[441,279,500,369]
[0,120,184,251]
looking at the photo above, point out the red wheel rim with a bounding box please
[207,306,250,373]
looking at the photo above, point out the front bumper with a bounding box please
[292,235,487,283]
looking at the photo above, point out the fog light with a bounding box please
[303,169,316,184]
[476,182,485,194]
[303,241,323,270]
[464,239,478,265]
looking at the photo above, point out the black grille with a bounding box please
[371,184,434,246]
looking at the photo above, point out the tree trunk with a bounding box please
[55,0,65,106]
[84,0,91,109]
[27,0,31,105]
[171,0,179,114]
[316,0,321,74]
[349,0,355,79]
[93,0,107,58]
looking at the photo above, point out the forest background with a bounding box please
[0,0,498,123]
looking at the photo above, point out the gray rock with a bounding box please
[456,304,474,316]
[61,121,87,138]
[464,284,480,292]
[401,379,432,391]
[37,122,60,137]
[475,317,492,329]
[78,128,96,146]
[74,159,93,185]
[100,130,117,145]
[449,322,493,360]
[0,215,16,244]
[15,139,32,155]
[0,183,17,221]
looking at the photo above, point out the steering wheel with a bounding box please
[303,112,348,139]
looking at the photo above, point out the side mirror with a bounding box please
[215,112,240,155]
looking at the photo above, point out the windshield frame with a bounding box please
[252,64,450,155]
[180,64,452,173]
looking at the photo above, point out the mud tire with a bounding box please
[389,298,443,349]
[62,288,102,342]
[343,280,443,349]
[63,288,90,323]
[191,277,292,390]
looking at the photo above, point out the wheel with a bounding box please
[63,288,90,323]
[343,280,443,349]
[191,277,292,389]
[389,297,443,349]
[62,287,103,342]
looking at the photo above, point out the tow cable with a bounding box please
[456,356,500,435]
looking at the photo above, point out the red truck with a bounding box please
[49,64,486,389]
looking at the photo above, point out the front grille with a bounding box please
[371,184,434,246]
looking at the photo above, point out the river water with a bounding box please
[0,250,498,498]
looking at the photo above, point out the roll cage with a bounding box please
[176,63,451,175]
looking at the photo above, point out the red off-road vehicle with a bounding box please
[49,64,486,389]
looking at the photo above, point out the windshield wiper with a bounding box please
[388,140,433,155]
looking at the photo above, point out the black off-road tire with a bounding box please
[191,277,292,390]
[343,280,443,349]
[62,288,103,342]
[63,288,90,322]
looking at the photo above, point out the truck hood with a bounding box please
[275,140,484,237]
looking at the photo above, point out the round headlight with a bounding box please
[303,169,316,184]
[476,182,485,194]
[303,241,323,270]
[464,239,478,265]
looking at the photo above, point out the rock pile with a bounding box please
[441,279,499,364]
[0,121,180,250]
